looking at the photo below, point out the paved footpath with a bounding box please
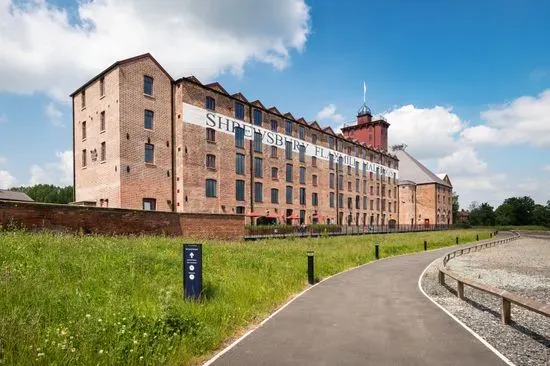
[211,243,507,366]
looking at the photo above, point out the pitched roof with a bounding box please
[70,53,173,97]
[232,92,248,102]
[205,82,229,95]
[393,149,452,187]
[0,190,34,202]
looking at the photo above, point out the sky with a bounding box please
[0,0,549,209]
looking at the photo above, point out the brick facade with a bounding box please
[72,54,400,227]
[0,200,244,240]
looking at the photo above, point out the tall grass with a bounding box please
[0,229,491,365]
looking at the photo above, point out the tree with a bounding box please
[533,202,550,227]
[494,196,536,226]
[452,192,459,224]
[468,202,495,226]
[10,184,74,204]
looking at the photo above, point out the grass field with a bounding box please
[0,229,492,365]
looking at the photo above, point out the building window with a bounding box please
[272,167,278,180]
[299,125,305,140]
[363,180,367,193]
[100,111,106,132]
[328,136,334,149]
[236,180,245,201]
[376,198,380,211]
[285,141,292,159]
[329,154,334,170]
[271,188,279,204]
[339,193,344,208]
[299,167,306,184]
[99,77,105,97]
[235,102,245,120]
[270,146,277,158]
[81,90,86,108]
[363,163,367,176]
[300,188,306,205]
[347,165,351,175]
[356,196,360,209]
[144,110,154,130]
[356,179,360,192]
[338,157,343,171]
[82,149,87,167]
[254,132,262,152]
[206,96,216,111]
[370,200,374,210]
[254,157,263,178]
[145,143,154,163]
[355,161,359,175]
[389,202,392,212]
[312,174,318,186]
[370,172,373,180]
[206,154,216,169]
[143,198,156,211]
[271,120,278,132]
[206,128,216,142]
[329,173,335,189]
[235,127,244,148]
[329,192,335,208]
[339,175,344,189]
[253,109,262,126]
[285,120,293,135]
[254,182,263,202]
[82,121,87,140]
[370,185,374,195]
[312,134,317,145]
[144,76,153,96]
[348,181,352,192]
[312,192,318,206]
[312,156,317,167]
[348,197,352,209]
[286,186,293,204]
[235,153,245,175]
[206,179,217,197]
[286,164,293,182]
[299,145,305,162]
[101,142,106,162]
[363,196,367,210]
[236,206,245,214]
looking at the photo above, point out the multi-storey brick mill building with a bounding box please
[71,53,401,226]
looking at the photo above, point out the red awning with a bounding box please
[265,212,279,219]
[286,214,300,220]
[246,212,263,217]
[312,214,325,219]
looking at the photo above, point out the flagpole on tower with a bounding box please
[363,81,367,103]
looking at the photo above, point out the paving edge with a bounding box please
[417,257,516,366]
[203,240,486,365]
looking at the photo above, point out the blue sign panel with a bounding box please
[183,244,202,300]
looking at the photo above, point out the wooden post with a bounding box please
[438,270,445,285]
[457,281,464,299]
[501,298,511,325]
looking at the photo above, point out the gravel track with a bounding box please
[422,236,550,366]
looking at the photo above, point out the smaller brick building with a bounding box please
[393,146,453,227]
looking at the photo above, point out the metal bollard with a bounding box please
[476,234,479,241]
[424,240,427,251]
[490,233,492,238]
[456,236,459,245]
[375,244,380,260]
[307,251,314,285]
[307,250,315,285]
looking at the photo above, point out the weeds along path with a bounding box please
[209,238,508,366]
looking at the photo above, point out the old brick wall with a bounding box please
[0,200,244,240]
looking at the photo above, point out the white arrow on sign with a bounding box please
[190,252,195,258]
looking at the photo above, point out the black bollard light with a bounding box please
[424,240,427,251]
[375,244,380,260]
[476,234,479,241]
[307,251,314,285]
[456,236,459,245]
[490,233,492,238]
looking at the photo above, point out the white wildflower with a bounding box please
[99,349,104,354]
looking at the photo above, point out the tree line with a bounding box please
[10,184,73,204]
[453,193,550,227]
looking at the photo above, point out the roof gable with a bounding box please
[205,82,229,95]
[309,121,321,129]
[268,107,282,116]
[186,76,202,84]
[251,100,266,109]
[323,126,336,135]
[283,112,295,120]
[232,92,248,102]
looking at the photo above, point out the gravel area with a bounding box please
[422,236,550,366]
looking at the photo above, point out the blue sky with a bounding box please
[0,0,549,209]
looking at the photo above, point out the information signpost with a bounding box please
[183,244,202,300]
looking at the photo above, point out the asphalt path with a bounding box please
[210,241,507,366]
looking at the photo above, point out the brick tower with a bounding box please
[341,101,390,152]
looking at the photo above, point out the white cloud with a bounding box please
[0,0,310,100]
[316,104,345,124]
[437,146,487,175]
[461,89,550,147]
[543,165,550,172]
[0,170,17,189]
[45,102,64,127]
[385,105,463,160]
[29,150,73,186]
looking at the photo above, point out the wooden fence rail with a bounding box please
[439,232,550,324]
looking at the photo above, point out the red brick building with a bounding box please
[71,54,400,226]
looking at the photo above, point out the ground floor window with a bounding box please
[143,198,156,211]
